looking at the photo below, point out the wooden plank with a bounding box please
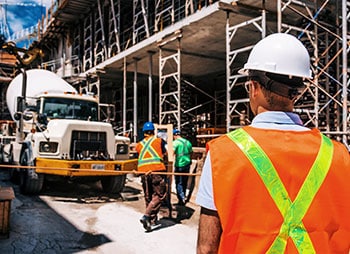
[0,187,15,238]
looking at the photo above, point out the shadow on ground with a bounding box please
[38,176,142,204]
[143,205,196,233]
[0,170,113,253]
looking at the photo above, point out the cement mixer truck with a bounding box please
[0,69,137,194]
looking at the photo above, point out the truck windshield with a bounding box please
[42,97,98,121]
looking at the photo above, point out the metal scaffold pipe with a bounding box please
[341,0,348,148]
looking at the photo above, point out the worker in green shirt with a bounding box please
[173,129,193,205]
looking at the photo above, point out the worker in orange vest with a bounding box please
[196,33,350,253]
[136,122,167,232]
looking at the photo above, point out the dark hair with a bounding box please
[144,130,154,135]
[266,72,304,87]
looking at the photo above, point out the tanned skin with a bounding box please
[197,207,222,254]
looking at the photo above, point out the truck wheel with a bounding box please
[19,148,44,194]
[101,175,126,194]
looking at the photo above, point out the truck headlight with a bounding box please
[39,141,58,153]
[116,144,128,155]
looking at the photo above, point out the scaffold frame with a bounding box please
[225,0,350,149]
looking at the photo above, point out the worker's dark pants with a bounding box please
[174,164,191,203]
[141,172,167,223]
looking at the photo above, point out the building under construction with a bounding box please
[0,0,349,149]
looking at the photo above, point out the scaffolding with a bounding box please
[2,0,348,148]
[224,0,350,149]
[158,33,182,130]
[225,6,266,131]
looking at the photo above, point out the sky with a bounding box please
[1,0,52,47]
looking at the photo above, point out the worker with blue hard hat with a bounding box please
[136,121,167,232]
[142,121,155,132]
[172,128,193,205]
[173,129,180,135]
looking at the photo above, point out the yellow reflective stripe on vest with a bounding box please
[227,128,333,254]
[138,137,162,166]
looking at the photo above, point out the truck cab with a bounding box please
[1,69,137,194]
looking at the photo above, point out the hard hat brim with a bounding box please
[238,67,312,79]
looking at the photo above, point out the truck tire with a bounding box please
[101,175,126,194]
[19,148,44,194]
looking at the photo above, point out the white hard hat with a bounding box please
[239,33,312,79]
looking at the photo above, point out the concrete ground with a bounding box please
[0,170,200,254]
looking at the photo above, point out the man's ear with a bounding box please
[251,82,260,97]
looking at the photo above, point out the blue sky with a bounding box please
[2,0,52,47]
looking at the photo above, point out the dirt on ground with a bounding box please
[0,170,200,254]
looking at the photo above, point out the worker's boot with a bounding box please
[140,215,151,232]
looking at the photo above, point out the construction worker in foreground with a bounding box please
[173,128,193,205]
[136,122,167,232]
[196,33,350,253]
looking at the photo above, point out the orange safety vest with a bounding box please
[136,136,166,172]
[208,126,350,253]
